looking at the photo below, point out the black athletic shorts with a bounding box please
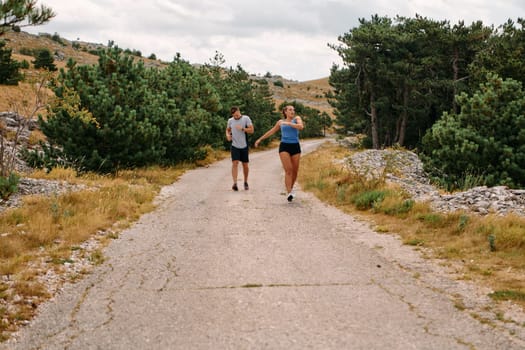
[279,142,301,156]
[231,146,249,163]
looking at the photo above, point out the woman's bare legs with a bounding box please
[279,152,294,194]
[290,153,301,191]
[279,152,301,196]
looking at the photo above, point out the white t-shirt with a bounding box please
[228,115,252,149]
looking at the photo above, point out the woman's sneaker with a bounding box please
[232,183,238,191]
[287,193,294,202]
[244,182,249,190]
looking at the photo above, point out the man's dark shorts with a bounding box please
[279,142,301,156]
[231,146,249,163]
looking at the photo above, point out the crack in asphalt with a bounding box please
[185,281,372,290]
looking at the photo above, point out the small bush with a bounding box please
[351,190,386,210]
[0,173,20,200]
[18,47,34,56]
[18,59,30,69]
[457,214,469,232]
[51,32,65,46]
[32,48,57,71]
[21,142,72,172]
[405,238,425,246]
[489,290,525,302]
[488,234,496,252]
[416,213,444,227]
[376,197,414,215]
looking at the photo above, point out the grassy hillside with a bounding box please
[1,31,334,117]
[1,31,100,112]
[268,76,334,117]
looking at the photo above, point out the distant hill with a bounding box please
[1,31,334,117]
[266,76,334,117]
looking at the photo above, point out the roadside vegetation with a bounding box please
[1,0,525,341]
[0,166,178,340]
[0,149,231,341]
[330,16,525,191]
[299,142,525,310]
[0,140,230,341]
[0,5,329,339]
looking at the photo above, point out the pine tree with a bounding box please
[0,1,55,84]
[470,18,525,87]
[200,52,277,147]
[40,47,168,172]
[329,15,492,149]
[0,0,55,35]
[421,74,525,189]
[32,48,56,71]
[0,39,22,84]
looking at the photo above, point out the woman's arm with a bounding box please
[255,120,281,147]
[283,116,304,130]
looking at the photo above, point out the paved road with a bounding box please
[3,140,524,349]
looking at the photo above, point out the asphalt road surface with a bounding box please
[3,139,525,349]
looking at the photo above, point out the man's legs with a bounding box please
[231,160,239,191]
[242,162,249,190]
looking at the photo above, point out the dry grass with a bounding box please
[0,165,188,341]
[3,31,100,69]
[299,142,525,309]
[194,145,230,167]
[0,30,99,113]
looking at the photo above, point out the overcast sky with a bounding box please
[25,0,524,81]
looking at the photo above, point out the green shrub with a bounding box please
[416,213,444,227]
[422,73,525,190]
[376,198,414,215]
[21,143,72,172]
[19,59,30,69]
[457,215,469,232]
[0,40,22,85]
[489,290,525,302]
[19,47,34,56]
[32,48,57,71]
[51,32,65,46]
[0,173,20,200]
[351,190,386,210]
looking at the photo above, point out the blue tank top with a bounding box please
[280,119,299,143]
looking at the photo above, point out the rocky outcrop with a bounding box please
[0,178,88,213]
[344,148,525,217]
[0,112,88,212]
[0,112,38,174]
